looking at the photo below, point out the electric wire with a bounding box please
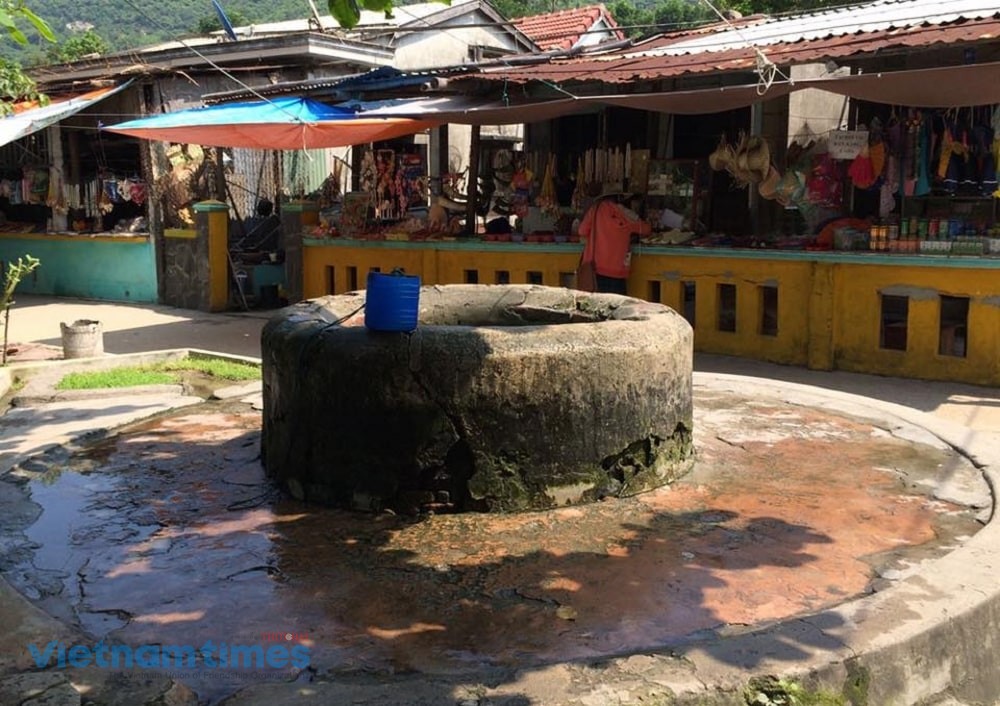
[118,0,315,124]
[695,0,793,95]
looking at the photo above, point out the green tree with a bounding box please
[0,0,53,46]
[328,0,451,30]
[196,10,249,34]
[0,1,54,111]
[723,0,847,14]
[610,0,715,37]
[46,28,107,63]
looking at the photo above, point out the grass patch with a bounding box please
[57,368,176,390]
[56,356,261,390]
[158,357,260,381]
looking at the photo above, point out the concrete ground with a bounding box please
[8,295,270,359]
[13,292,1000,434]
[1,293,999,705]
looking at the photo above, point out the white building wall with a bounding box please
[392,8,530,191]
[787,63,851,149]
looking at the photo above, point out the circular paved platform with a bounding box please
[0,372,993,705]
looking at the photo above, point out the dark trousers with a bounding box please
[596,274,627,295]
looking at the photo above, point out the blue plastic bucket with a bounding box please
[364,271,420,332]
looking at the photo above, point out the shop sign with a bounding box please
[828,130,868,160]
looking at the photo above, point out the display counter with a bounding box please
[303,236,1000,386]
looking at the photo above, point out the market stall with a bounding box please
[0,84,157,301]
[296,90,1000,388]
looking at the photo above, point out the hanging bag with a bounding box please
[576,254,597,292]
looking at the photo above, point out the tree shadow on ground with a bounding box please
[0,405,856,705]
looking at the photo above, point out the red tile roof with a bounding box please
[512,4,624,51]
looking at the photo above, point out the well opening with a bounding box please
[261,284,695,513]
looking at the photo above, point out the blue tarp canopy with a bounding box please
[104,96,439,149]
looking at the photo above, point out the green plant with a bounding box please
[56,367,176,390]
[0,2,54,112]
[744,676,845,706]
[1,253,40,364]
[54,356,260,390]
[157,356,260,381]
[327,0,450,30]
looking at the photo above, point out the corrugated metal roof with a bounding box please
[472,13,1000,85]
[625,0,999,56]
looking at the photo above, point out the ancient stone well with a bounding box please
[261,284,694,513]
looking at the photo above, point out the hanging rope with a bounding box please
[696,0,793,96]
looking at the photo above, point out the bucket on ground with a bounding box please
[364,270,420,333]
[60,319,104,359]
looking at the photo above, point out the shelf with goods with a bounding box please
[643,159,710,232]
[841,101,1000,256]
[890,194,1000,255]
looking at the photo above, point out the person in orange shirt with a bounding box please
[578,189,651,294]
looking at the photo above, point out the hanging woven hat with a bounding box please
[734,132,750,174]
[725,132,754,186]
[758,165,782,200]
[744,136,771,184]
[708,134,734,172]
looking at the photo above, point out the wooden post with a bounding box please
[214,147,228,202]
[466,125,481,234]
[47,124,67,231]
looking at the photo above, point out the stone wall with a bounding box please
[161,230,208,310]
[262,285,694,513]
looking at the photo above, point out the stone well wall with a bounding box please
[261,284,694,512]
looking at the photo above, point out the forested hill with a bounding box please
[6,0,310,61]
[9,0,841,64]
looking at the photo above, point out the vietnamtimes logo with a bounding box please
[28,638,311,670]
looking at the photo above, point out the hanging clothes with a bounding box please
[914,115,932,197]
[129,181,147,205]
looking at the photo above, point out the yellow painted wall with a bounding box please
[630,251,814,366]
[303,240,1000,386]
[207,209,229,312]
[303,240,581,296]
[830,263,1000,385]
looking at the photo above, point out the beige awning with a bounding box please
[350,61,1000,124]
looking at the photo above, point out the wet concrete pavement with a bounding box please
[2,295,1000,705]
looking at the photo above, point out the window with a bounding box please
[526,271,544,285]
[760,285,778,336]
[346,266,358,291]
[495,270,510,284]
[879,294,909,351]
[325,266,335,295]
[939,295,969,357]
[559,272,576,288]
[717,283,736,332]
[464,269,479,284]
[648,280,662,303]
[468,45,515,62]
[681,281,696,326]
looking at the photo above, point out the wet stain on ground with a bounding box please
[0,392,985,702]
